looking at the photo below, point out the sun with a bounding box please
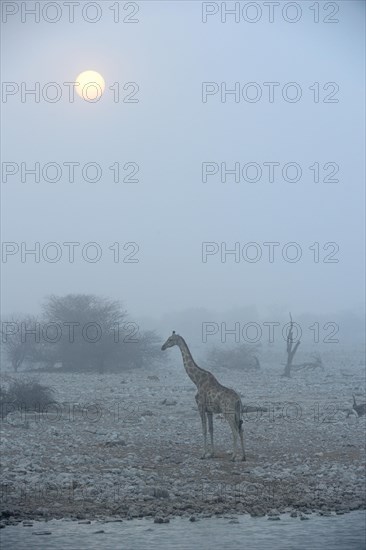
[75,70,105,101]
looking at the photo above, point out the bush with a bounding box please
[206,344,260,371]
[40,294,164,372]
[0,377,55,418]
[2,295,166,373]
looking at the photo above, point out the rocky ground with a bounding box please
[0,354,365,526]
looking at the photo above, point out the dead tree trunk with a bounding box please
[291,355,323,372]
[283,313,300,378]
[351,395,366,417]
[242,404,268,413]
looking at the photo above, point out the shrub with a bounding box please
[0,377,55,418]
[206,344,260,371]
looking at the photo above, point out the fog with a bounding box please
[1,1,365,336]
[1,3,366,544]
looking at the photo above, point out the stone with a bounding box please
[154,517,164,524]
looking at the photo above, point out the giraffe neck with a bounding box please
[177,337,204,387]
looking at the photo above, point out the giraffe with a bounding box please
[161,331,246,461]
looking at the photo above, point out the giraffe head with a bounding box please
[161,331,180,351]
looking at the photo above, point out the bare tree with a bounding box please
[282,313,300,378]
[282,313,323,377]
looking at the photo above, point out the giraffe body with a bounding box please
[161,332,246,461]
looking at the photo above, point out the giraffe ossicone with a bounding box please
[161,332,246,461]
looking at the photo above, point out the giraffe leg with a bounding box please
[230,421,238,461]
[225,415,238,461]
[195,395,208,458]
[198,407,208,458]
[207,412,215,457]
[238,422,246,461]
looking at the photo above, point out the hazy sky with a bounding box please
[1,1,365,320]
